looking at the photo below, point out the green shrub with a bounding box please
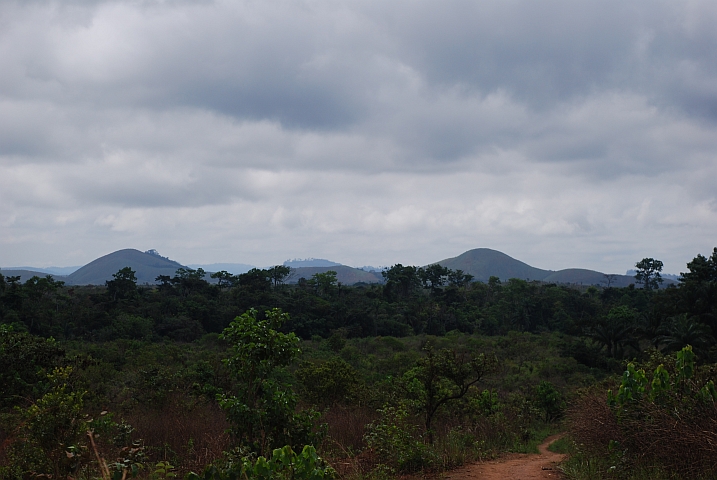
[295,358,362,407]
[363,405,436,473]
[219,309,323,456]
[187,445,335,480]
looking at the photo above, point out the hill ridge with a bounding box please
[11,247,660,288]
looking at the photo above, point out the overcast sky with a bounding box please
[1,0,716,274]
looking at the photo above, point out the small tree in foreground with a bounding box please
[219,308,321,456]
[402,344,496,444]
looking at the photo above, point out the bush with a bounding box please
[570,346,717,478]
[187,445,335,480]
[363,405,436,473]
[219,309,322,455]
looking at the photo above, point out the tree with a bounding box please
[586,305,640,358]
[14,367,87,479]
[295,358,361,408]
[678,248,717,337]
[307,271,337,297]
[658,313,714,356]
[237,268,272,293]
[172,267,209,298]
[447,269,474,288]
[402,343,495,443]
[417,264,450,294]
[681,247,717,284]
[267,265,293,288]
[106,267,138,301]
[603,274,619,288]
[534,381,566,422]
[210,270,236,289]
[634,258,664,290]
[382,264,421,301]
[218,308,320,455]
[0,325,65,408]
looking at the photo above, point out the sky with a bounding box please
[1,0,716,274]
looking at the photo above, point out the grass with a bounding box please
[509,424,562,454]
[557,440,694,480]
[559,453,683,480]
[547,434,572,454]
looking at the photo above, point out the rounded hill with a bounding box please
[67,249,184,285]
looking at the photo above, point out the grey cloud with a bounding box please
[1,0,717,273]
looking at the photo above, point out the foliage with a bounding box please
[572,346,717,478]
[2,367,87,478]
[534,381,566,422]
[586,305,639,359]
[363,405,435,473]
[106,267,139,301]
[219,308,322,456]
[402,343,495,443]
[2,247,717,476]
[187,445,335,480]
[0,325,65,408]
[295,358,362,408]
[634,258,664,291]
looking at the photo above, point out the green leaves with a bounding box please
[534,381,566,422]
[219,308,321,456]
[634,257,664,291]
[221,308,300,379]
[400,343,495,443]
[610,346,714,408]
[649,364,670,400]
[186,445,335,480]
[364,405,433,473]
[676,344,696,382]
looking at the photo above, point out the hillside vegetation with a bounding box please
[0,248,715,479]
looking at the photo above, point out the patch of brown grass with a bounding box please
[319,405,378,476]
[569,388,717,477]
[568,388,622,457]
[124,395,230,473]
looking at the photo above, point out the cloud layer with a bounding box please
[1,0,716,273]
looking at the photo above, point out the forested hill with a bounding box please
[6,247,658,287]
[288,265,383,284]
[437,248,638,287]
[66,249,184,285]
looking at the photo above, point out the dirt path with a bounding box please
[442,434,567,480]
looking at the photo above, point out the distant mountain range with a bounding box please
[187,263,255,275]
[286,266,383,284]
[436,248,659,287]
[1,265,80,275]
[283,258,342,268]
[1,247,675,288]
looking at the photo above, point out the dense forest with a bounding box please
[1,248,716,479]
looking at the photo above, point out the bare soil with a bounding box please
[442,434,567,480]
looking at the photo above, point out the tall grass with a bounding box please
[124,396,230,474]
[567,388,717,479]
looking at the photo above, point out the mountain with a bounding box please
[0,269,68,283]
[7,247,673,288]
[287,266,383,284]
[187,263,255,275]
[436,248,550,282]
[436,248,642,287]
[284,258,342,268]
[66,249,184,285]
[542,269,636,287]
[2,266,80,275]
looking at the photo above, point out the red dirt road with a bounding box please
[442,434,567,480]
